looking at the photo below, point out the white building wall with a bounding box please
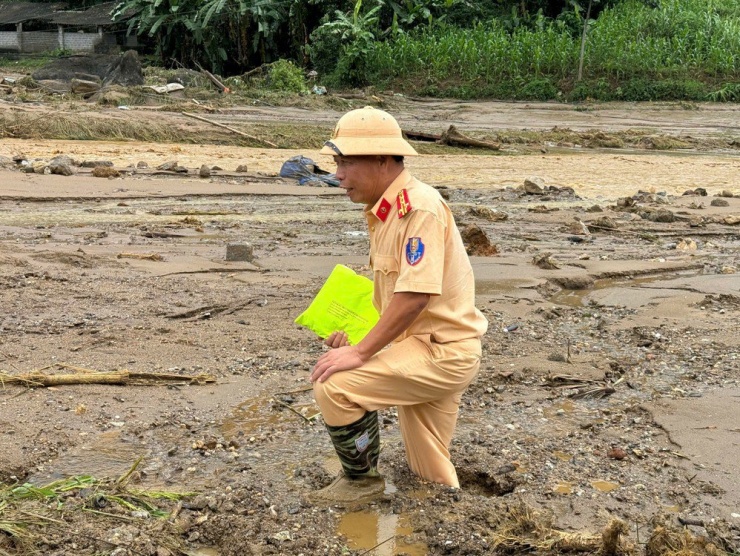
[19,31,59,52]
[0,31,19,50]
[62,32,101,52]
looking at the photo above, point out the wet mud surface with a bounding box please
[0,101,739,555]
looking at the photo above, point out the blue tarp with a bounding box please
[279,155,339,187]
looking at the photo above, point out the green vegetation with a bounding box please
[0,463,193,554]
[362,0,740,100]
[13,0,736,101]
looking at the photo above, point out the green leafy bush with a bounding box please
[517,78,559,100]
[267,60,308,93]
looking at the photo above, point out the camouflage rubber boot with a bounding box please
[326,410,381,478]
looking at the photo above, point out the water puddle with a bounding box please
[550,272,701,308]
[30,430,150,483]
[591,480,619,492]
[553,482,573,495]
[221,395,320,440]
[476,278,537,296]
[338,510,427,555]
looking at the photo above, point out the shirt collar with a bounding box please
[367,169,411,223]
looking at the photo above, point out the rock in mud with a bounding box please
[103,50,144,87]
[71,78,101,96]
[0,155,15,168]
[533,252,560,269]
[523,176,545,195]
[640,209,676,223]
[236,164,249,173]
[80,160,113,168]
[137,161,149,169]
[157,161,180,171]
[719,190,734,198]
[468,206,508,221]
[199,164,211,178]
[226,243,254,262]
[92,166,121,178]
[586,204,603,212]
[676,238,698,251]
[710,198,730,207]
[565,220,591,235]
[461,224,499,256]
[589,216,618,230]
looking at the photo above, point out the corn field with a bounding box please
[363,0,740,100]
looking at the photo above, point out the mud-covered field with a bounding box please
[0,100,739,556]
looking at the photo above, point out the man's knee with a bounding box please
[312,380,332,409]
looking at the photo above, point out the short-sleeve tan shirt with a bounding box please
[365,169,488,344]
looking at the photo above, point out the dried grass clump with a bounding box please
[490,502,631,554]
[646,524,727,556]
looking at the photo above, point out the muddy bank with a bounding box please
[0,102,739,555]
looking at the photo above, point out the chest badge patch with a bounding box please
[406,237,425,266]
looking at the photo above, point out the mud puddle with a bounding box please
[338,509,428,555]
[549,271,703,307]
[29,430,151,484]
[221,394,320,440]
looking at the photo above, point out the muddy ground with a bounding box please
[0,99,739,556]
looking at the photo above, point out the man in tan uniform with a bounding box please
[310,106,488,500]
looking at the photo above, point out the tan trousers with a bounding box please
[313,334,481,488]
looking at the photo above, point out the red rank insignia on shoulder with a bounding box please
[396,189,412,218]
[375,198,392,222]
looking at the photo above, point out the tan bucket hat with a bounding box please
[320,106,418,157]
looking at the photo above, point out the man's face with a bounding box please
[333,155,384,206]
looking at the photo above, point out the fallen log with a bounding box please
[194,62,228,93]
[0,370,216,387]
[439,124,500,151]
[181,111,278,148]
[403,130,440,142]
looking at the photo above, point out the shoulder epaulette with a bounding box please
[396,189,412,218]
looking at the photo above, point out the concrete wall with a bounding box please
[19,31,58,53]
[0,31,105,53]
[61,32,102,52]
[0,31,18,50]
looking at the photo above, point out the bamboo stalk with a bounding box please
[181,112,277,148]
[0,371,215,387]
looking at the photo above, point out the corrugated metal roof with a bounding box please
[49,2,136,26]
[0,2,67,25]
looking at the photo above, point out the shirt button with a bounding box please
[370,226,375,232]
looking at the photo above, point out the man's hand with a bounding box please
[324,331,349,349]
[310,345,365,383]
[310,292,430,384]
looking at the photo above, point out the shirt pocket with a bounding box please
[372,254,399,311]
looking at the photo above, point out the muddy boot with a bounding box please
[310,473,386,504]
[312,411,384,503]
